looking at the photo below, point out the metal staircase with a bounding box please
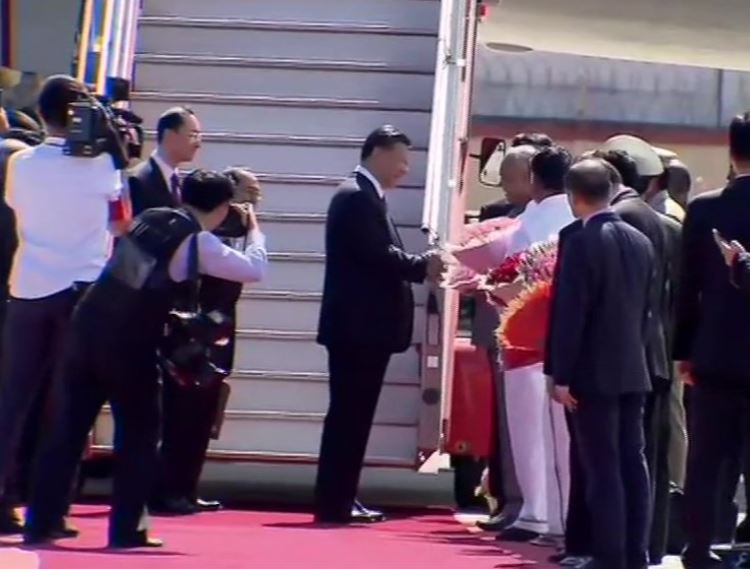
[90,0,447,466]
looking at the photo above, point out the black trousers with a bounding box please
[485,346,522,517]
[684,382,750,558]
[643,384,672,562]
[156,279,240,501]
[572,393,650,569]
[564,409,590,556]
[0,289,79,501]
[314,345,390,519]
[25,322,161,542]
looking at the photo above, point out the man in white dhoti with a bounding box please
[497,146,575,543]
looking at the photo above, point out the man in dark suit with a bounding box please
[548,158,654,569]
[314,125,443,523]
[676,113,750,569]
[128,107,225,516]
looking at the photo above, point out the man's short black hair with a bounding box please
[730,112,750,162]
[530,145,571,193]
[511,132,553,149]
[591,149,640,190]
[181,169,234,213]
[565,158,613,203]
[37,74,88,130]
[361,125,411,161]
[156,106,195,143]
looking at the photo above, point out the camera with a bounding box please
[160,309,234,388]
[64,78,144,170]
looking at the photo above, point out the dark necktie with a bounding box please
[170,172,181,202]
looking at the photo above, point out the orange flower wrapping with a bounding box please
[497,281,552,370]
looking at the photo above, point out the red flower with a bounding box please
[487,252,524,284]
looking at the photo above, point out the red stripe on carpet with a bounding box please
[0,505,558,569]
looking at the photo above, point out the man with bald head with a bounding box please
[548,158,654,569]
[473,143,536,532]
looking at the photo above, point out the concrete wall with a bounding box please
[473,44,750,129]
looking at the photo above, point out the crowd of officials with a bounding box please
[459,117,750,569]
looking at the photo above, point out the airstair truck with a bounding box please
[79,0,488,471]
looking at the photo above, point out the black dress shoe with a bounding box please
[150,497,196,516]
[109,530,163,549]
[193,498,222,512]
[476,513,514,532]
[0,509,23,535]
[352,500,385,523]
[23,523,80,545]
[495,527,539,542]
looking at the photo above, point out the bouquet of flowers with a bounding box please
[442,217,522,293]
[445,217,521,274]
[496,239,559,370]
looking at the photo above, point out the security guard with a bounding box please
[23,170,267,548]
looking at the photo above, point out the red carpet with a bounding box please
[0,505,554,569]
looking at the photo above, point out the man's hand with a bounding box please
[677,360,695,386]
[0,107,10,134]
[713,229,746,267]
[425,250,446,283]
[552,385,578,411]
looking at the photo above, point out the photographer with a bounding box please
[155,167,261,515]
[24,169,267,547]
[0,74,128,533]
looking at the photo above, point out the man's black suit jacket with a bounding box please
[674,177,750,385]
[548,211,654,397]
[128,157,178,215]
[317,172,427,354]
[611,187,671,384]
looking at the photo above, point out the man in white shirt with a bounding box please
[496,146,575,544]
[0,75,128,534]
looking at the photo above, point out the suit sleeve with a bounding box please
[731,252,750,295]
[543,234,567,376]
[128,174,146,217]
[550,233,591,386]
[343,194,428,284]
[672,203,702,361]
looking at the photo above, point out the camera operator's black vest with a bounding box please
[77,208,201,345]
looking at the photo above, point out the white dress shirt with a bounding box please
[6,137,122,299]
[354,165,384,198]
[510,194,574,253]
[151,150,176,188]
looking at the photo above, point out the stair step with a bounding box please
[131,92,432,144]
[141,135,428,188]
[232,369,418,387]
[226,376,420,425]
[139,16,437,37]
[133,55,435,108]
[136,54,434,75]
[236,295,426,337]
[232,330,420,378]
[142,0,440,31]
[255,213,428,254]
[94,411,418,464]
[137,17,437,70]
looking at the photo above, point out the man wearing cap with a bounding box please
[598,135,683,565]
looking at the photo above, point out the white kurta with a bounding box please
[503,194,574,536]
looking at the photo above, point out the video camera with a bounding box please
[160,309,234,388]
[64,78,144,170]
